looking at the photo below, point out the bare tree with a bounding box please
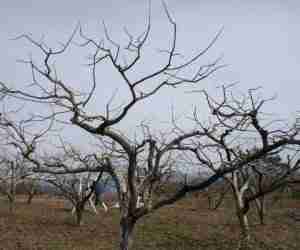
[0,156,29,212]
[2,1,300,249]
[222,154,300,248]
[44,171,104,226]
[0,3,226,249]
[37,141,112,226]
[173,85,300,248]
[0,106,53,212]
[19,177,40,204]
[241,154,300,222]
[200,181,230,210]
[230,153,287,225]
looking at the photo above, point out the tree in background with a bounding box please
[0,156,28,212]
[0,107,52,213]
[18,177,41,204]
[172,85,300,248]
[1,2,300,250]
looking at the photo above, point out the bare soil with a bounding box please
[0,194,299,250]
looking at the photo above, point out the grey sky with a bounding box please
[0,0,299,144]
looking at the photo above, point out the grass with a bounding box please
[0,194,299,249]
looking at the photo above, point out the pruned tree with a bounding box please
[222,153,300,249]
[19,177,40,204]
[44,171,104,226]
[173,85,300,248]
[35,140,113,226]
[2,2,300,249]
[230,153,289,225]
[0,156,29,212]
[0,3,226,249]
[0,106,53,212]
[201,181,230,210]
[240,153,300,223]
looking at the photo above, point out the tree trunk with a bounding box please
[9,198,15,213]
[27,192,34,204]
[254,197,265,225]
[235,198,251,249]
[9,166,16,213]
[237,210,250,248]
[119,217,135,250]
[258,203,265,225]
[231,173,251,249]
[75,205,84,226]
[207,195,214,209]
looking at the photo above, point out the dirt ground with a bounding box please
[0,194,299,250]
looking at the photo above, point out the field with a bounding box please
[0,194,299,250]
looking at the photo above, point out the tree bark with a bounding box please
[231,172,251,248]
[75,204,84,226]
[27,192,35,204]
[237,210,250,246]
[254,197,265,225]
[119,217,136,250]
[9,165,16,213]
[234,196,251,249]
[8,196,15,214]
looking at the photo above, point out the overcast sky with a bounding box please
[0,0,299,145]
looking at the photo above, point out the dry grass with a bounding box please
[0,194,299,250]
